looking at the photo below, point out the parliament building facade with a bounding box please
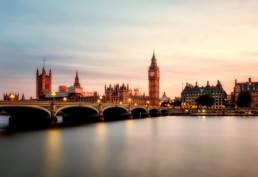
[36,52,161,106]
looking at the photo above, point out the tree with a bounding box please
[161,100,172,107]
[173,99,181,107]
[236,90,252,108]
[195,94,215,108]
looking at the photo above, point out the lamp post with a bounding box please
[63,97,67,102]
[146,100,150,117]
[128,98,132,118]
[128,98,131,105]
[50,91,57,122]
[98,96,104,121]
[10,94,15,101]
[51,91,56,102]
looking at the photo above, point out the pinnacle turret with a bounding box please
[74,71,81,87]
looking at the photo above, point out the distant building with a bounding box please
[160,92,170,102]
[104,83,148,105]
[3,93,25,101]
[43,71,87,101]
[233,78,258,108]
[59,85,68,92]
[36,66,52,99]
[181,80,227,108]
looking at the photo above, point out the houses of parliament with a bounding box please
[35,52,161,106]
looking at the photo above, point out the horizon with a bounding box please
[1,0,258,99]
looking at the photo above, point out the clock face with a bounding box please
[150,71,155,77]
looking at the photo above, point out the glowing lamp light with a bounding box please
[51,92,56,97]
[51,92,56,102]
[10,94,15,101]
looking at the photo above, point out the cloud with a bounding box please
[1,0,258,99]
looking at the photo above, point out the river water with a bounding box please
[0,115,258,177]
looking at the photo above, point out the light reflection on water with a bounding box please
[43,129,62,177]
[0,116,258,177]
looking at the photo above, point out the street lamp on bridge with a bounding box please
[128,98,132,105]
[51,91,56,102]
[9,94,15,101]
[97,96,103,104]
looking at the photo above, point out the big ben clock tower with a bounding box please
[148,51,160,106]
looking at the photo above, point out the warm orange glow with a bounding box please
[44,129,62,177]
[51,91,56,97]
[10,94,15,100]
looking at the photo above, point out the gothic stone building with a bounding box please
[104,83,148,105]
[3,93,25,101]
[181,80,227,108]
[148,52,160,106]
[36,66,52,99]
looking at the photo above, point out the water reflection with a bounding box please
[91,122,108,176]
[1,116,258,177]
[43,129,62,177]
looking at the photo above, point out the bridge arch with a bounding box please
[0,105,52,126]
[102,106,128,112]
[0,105,51,117]
[149,108,160,117]
[57,105,99,123]
[103,106,129,121]
[56,105,99,115]
[160,108,169,116]
[131,107,148,118]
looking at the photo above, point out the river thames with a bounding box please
[0,115,258,177]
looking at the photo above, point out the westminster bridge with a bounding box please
[0,101,171,125]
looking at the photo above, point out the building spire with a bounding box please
[74,70,81,87]
[151,49,157,65]
[42,58,46,74]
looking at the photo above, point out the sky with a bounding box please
[0,0,258,99]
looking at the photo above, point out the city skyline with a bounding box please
[1,0,258,99]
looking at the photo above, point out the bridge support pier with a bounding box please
[51,102,57,124]
[128,104,133,119]
[99,103,104,121]
[146,105,150,117]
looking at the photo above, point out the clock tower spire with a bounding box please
[148,51,160,106]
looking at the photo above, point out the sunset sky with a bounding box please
[1,0,258,99]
